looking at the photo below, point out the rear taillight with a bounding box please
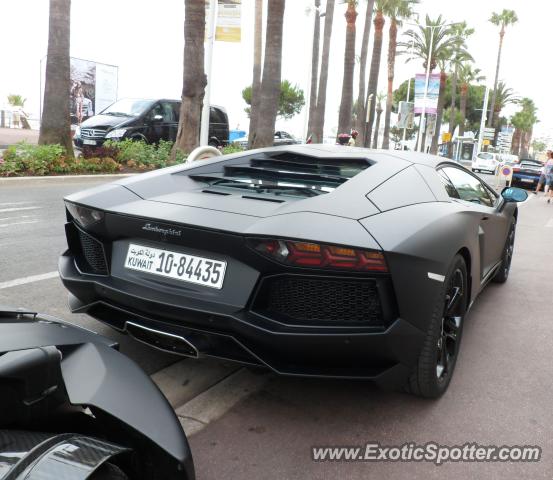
[248,238,388,272]
[513,167,520,172]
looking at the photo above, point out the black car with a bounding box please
[0,305,195,480]
[510,159,543,189]
[59,145,527,398]
[73,98,229,149]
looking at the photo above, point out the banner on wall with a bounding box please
[414,73,440,114]
[40,57,118,126]
[397,101,414,129]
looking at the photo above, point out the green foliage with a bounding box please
[242,80,305,120]
[7,94,26,107]
[105,139,187,169]
[0,140,188,177]
[1,143,65,175]
[221,143,245,155]
[511,98,538,134]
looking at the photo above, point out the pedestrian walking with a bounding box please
[543,151,553,203]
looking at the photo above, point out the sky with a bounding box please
[0,0,548,142]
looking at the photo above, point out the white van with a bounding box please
[472,152,501,174]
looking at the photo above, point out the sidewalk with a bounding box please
[0,127,39,148]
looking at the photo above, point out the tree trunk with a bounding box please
[430,71,447,155]
[306,0,321,141]
[173,0,207,157]
[248,0,263,148]
[336,2,358,138]
[354,0,375,146]
[251,0,286,148]
[488,28,504,127]
[372,105,383,148]
[511,128,521,156]
[364,9,385,147]
[520,127,532,158]
[381,16,397,150]
[39,0,74,156]
[459,83,468,137]
[420,114,428,153]
[312,0,335,143]
[448,70,457,134]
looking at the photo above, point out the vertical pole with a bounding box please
[477,86,490,156]
[201,0,218,146]
[303,8,317,142]
[416,26,434,153]
[402,38,414,149]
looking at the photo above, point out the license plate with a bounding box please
[124,243,226,289]
[521,178,533,183]
[83,139,97,145]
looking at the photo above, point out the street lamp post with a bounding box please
[200,0,218,146]
[401,37,415,148]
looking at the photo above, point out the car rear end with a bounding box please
[472,153,499,173]
[511,160,543,188]
[59,149,426,386]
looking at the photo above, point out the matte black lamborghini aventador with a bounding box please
[59,145,527,398]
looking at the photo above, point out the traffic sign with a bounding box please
[442,132,452,142]
[483,139,490,145]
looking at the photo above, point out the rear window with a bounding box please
[187,152,371,199]
[477,153,493,160]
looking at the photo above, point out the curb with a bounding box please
[0,173,136,182]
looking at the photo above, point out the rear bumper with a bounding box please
[59,252,426,388]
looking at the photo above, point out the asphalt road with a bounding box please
[2,172,552,479]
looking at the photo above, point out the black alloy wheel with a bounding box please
[493,219,516,283]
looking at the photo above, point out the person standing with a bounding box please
[534,154,548,194]
[543,151,553,203]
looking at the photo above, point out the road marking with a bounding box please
[0,220,38,228]
[546,219,553,228]
[175,367,269,436]
[0,202,32,206]
[0,215,35,221]
[0,271,59,290]
[0,206,41,213]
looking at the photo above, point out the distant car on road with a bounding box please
[472,152,501,174]
[73,98,229,149]
[232,131,301,149]
[510,159,543,189]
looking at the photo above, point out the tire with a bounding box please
[493,218,516,283]
[208,139,220,148]
[405,254,467,398]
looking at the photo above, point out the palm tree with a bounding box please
[354,0,376,146]
[364,0,387,147]
[457,64,484,137]
[511,98,538,157]
[307,0,321,142]
[491,81,516,129]
[487,9,518,127]
[429,66,447,154]
[337,1,358,138]
[372,92,386,148]
[39,0,74,155]
[312,0,336,143]
[381,0,419,150]
[173,0,207,156]
[251,0,286,148]
[447,22,474,136]
[400,15,469,152]
[248,0,263,149]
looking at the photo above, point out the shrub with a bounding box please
[105,139,188,168]
[222,143,244,155]
[0,143,65,176]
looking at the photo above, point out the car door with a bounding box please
[143,102,164,143]
[208,107,229,146]
[440,166,510,281]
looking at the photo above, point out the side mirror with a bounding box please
[501,186,528,203]
[152,114,163,123]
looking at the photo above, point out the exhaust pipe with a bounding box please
[125,322,199,358]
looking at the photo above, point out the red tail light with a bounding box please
[248,238,388,272]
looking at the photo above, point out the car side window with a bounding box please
[171,102,180,121]
[441,167,495,208]
[209,107,225,124]
[159,102,175,122]
[147,103,163,121]
[436,168,460,199]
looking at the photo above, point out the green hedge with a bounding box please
[0,140,190,177]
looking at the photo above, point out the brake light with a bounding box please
[248,238,388,272]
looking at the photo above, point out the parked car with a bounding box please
[73,98,229,149]
[0,305,195,480]
[232,131,300,149]
[59,145,527,398]
[472,152,501,174]
[510,159,543,189]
